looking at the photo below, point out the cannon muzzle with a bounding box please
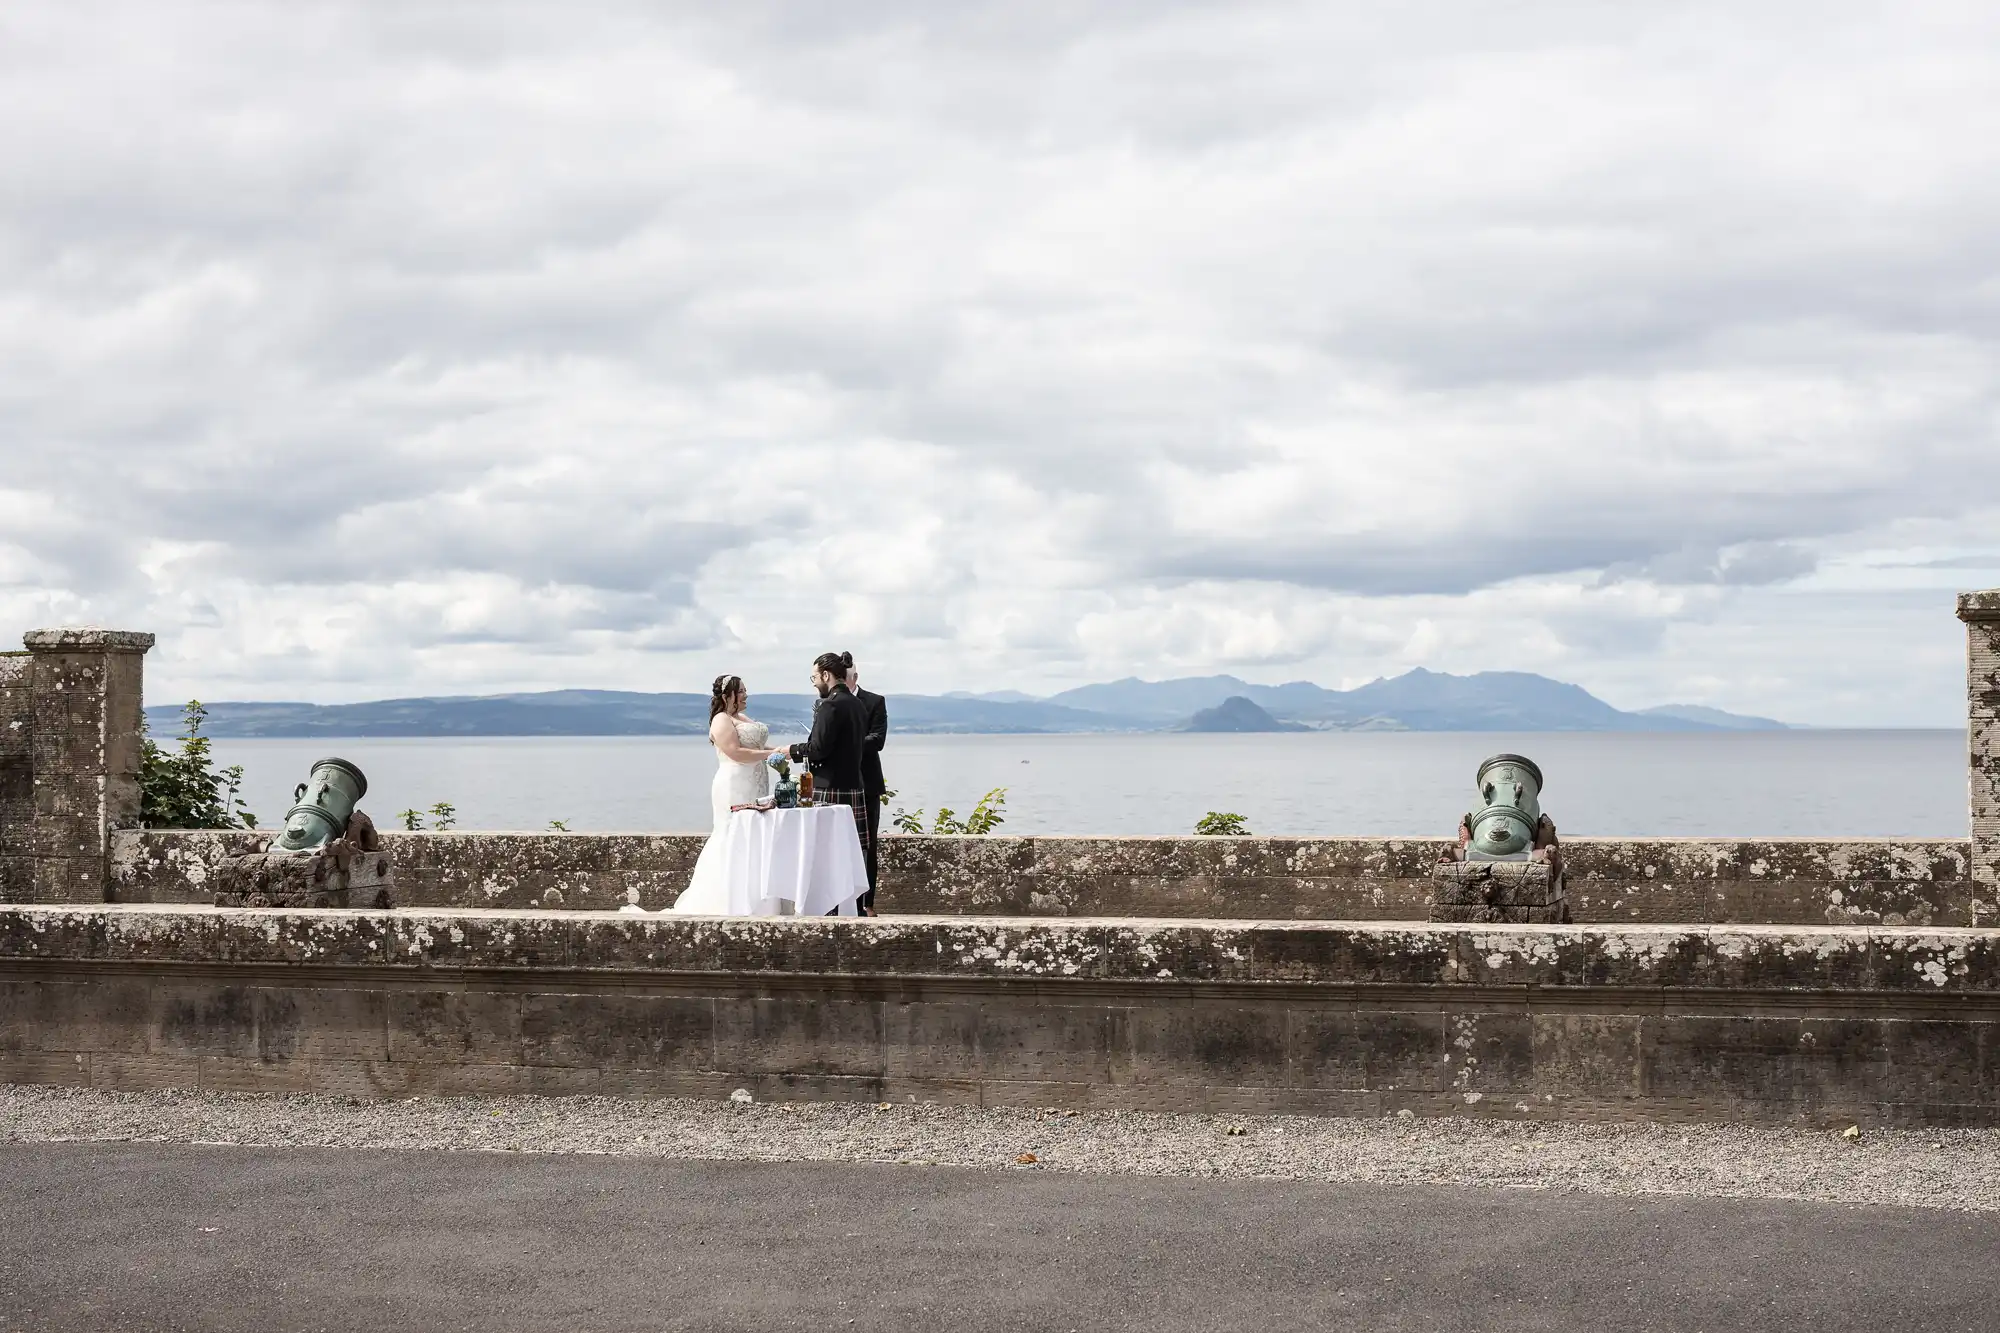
[1467,753,1543,860]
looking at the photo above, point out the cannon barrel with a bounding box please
[1467,753,1543,860]
[272,757,368,853]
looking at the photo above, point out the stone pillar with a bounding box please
[0,650,30,902]
[13,629,154,904]
[1960,591,2000,906]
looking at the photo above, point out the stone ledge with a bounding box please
[108,831,1987,925]
[1958,589,2000,622]
[3,905,1996,995]
[21,629,156,652]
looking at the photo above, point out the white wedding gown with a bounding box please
[667,718,773,915]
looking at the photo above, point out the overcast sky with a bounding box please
[3,2,1997,723]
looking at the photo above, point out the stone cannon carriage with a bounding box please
[211,758,394,909]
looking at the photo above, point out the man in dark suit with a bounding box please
[843,652,886,913]
[787,652,871,913]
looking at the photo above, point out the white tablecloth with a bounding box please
[680,805,869,917]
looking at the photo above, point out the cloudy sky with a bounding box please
[4,1,1997,724]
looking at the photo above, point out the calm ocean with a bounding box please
[208,730,1967,839]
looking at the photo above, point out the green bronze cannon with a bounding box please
[1466,753,1542,860]
[273,757,369,851]
[214,757,393,909]
[1429,752,1567,923]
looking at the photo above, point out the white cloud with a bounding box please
[2,0,1997,723]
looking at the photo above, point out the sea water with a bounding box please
[207,730,1967,839]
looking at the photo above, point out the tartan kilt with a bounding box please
[816,788,871,854]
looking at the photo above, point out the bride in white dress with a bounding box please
[668,674,788,914]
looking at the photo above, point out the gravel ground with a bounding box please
[7,1084,1999,1213]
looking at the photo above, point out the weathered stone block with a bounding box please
[1129,1002,1287,1088]
[1531,1014,1644,1099]
[33,856,101,903]
[23,976,151,1055]
[0,689,30,758]
[714,996,885,1077]
[250,986,389,1062]
[386,990,523,1063]
[25,652,108,696]
[1284,1008,1383,1090]
[1642,1015,1891,1115]
[0,1049,89,1086]
[879,1001,985,1080]
[1444,1010,1535,1095]
[1881,1019,1995,1105]
[87,1052,194,1092]
[973,1003,1128,1083]
[150,984,260,1060]
[199,1055,314,1094]
[519,993,716,1070]
[391,911,571,971]
[30,719,105,777]
[31,772,101,822]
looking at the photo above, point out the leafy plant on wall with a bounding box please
[891,787,1008,836]
[139,701,257,830]
[1194,811,1251,836]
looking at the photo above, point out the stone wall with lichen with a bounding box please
[111,829,1988,926]
[0,631,153,905]
[4,905,1996,1123]
[1963,590,2000,902]
[0,654,29,902]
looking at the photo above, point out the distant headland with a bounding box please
[147,668,1792,738]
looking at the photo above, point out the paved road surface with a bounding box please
[4,1144,1995,1332]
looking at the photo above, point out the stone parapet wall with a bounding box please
[0,655,29,902]
[1,905,1994,1125]
[1962,590,2000,900]
[112,829,1985,926]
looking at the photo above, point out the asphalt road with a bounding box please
[4,1144,1996,1332]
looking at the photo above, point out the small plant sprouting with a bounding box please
[547,819,571,832]
[892,788,1008,836]
[960,788,1007,835]
[1194,811,1251,836]
[428,801,458,831]
[397,809,425,831]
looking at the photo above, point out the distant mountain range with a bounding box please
[148,668,1792,737]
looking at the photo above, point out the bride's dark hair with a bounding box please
[709,675,743,731]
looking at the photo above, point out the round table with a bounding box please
[702,804,869,917]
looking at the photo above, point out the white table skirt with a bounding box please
[669,805,869,917]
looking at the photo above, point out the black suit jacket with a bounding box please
[855,687,887,795]
[791,685,865,792]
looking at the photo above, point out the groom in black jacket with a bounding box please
[842,651,887,913]
[788,652,872,912]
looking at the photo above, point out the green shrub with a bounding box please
[139,701,256,830]
[958,788,1007,835]
[1194,811,1250,836]
[892,787,1007,836]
